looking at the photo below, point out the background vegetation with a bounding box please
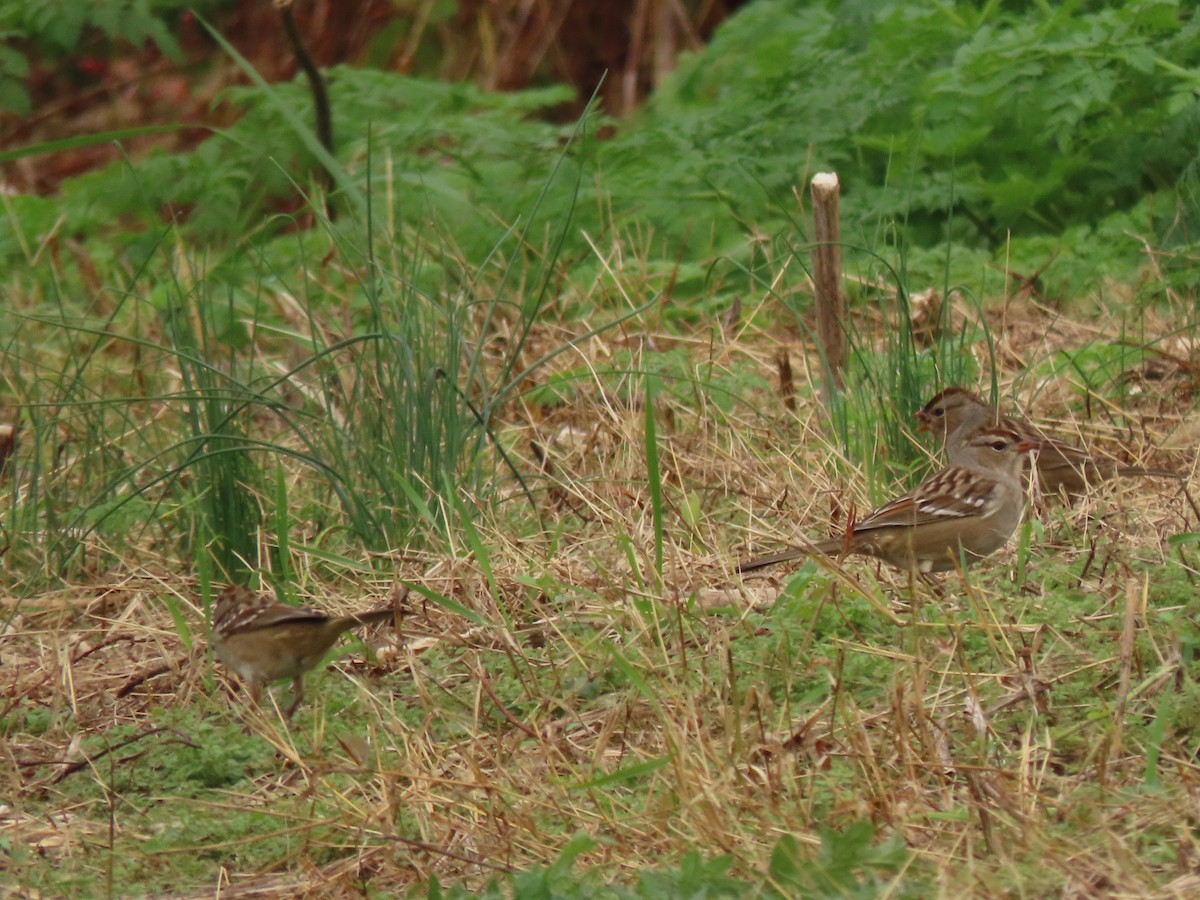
[2,0,1199,896]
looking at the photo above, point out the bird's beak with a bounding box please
[914,410,930,433]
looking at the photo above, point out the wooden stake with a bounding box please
[810,173,845,405]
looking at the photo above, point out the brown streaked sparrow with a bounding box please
[916,386,1183,497]
[211,585,395,718]
[738,427,1038,575]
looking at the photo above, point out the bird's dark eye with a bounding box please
[991,440,1007,451]
[933,407,945,418]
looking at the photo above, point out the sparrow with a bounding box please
[211,585,394,717]
[916,386,1182,497]
[739,427,1038,574]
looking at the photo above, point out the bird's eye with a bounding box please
[990,440,1007,451]
[933,407,945,418]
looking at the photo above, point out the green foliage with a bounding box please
[765,826,910,899]
[163,285,263,583]
[0,0,217,116]
[5,0,1199,304]
[13,68,583,256]
[624,0,1200,291]
[422,828,910,898]
[0,113,671,588]
[0,33,30,116]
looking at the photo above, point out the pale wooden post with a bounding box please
[810,173,844,406]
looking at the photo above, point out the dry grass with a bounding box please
[3,284,1200,897]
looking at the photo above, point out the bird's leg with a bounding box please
[285,675,305,719]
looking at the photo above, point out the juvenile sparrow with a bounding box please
[916,386,1182,497]
[738,428,1038,574]
[211,585,395,717]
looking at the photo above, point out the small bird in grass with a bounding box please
[211,585,395,718]
[915,386,1183,497]
[738,427,1038,575]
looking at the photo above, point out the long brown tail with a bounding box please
[336,607,397,633]
[1115,466,1186,479]
[737,538,844,573]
